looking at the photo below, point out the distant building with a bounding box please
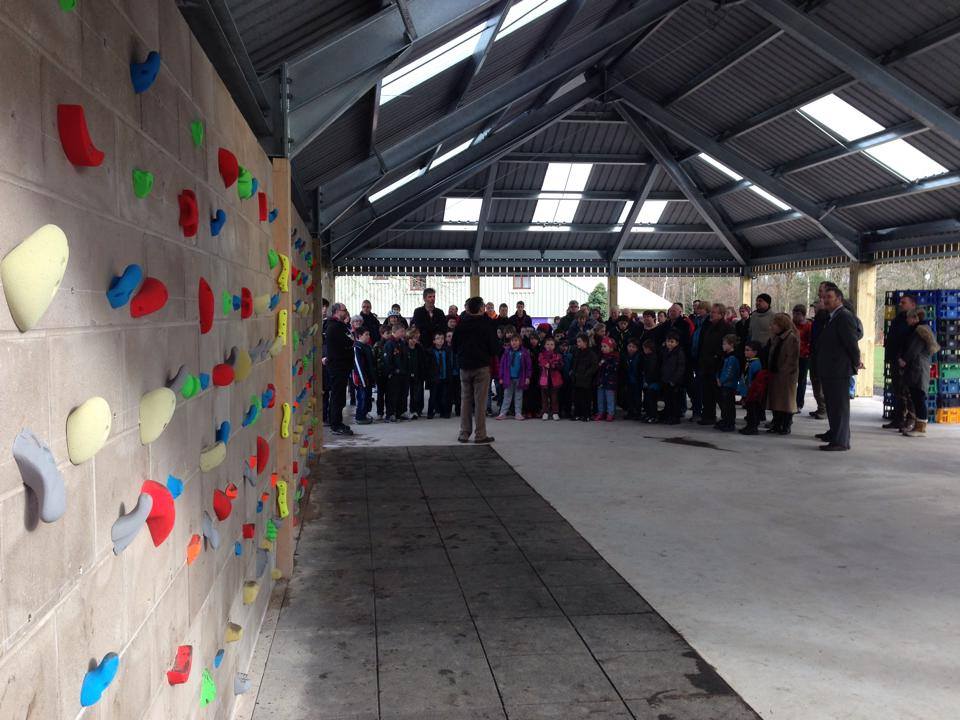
[334,274,671,322]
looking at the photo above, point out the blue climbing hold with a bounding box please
[166,474,183,500]
[199,373,211,391]
[210,209,227,236]
[294,300,302,312]
[214,649,224,669]
[268,208,278,223]
[241,404,257,428]
[106,264,143,309]
[232,295,241,312]
[296,388,307,403]
[261,387,274,408]
[216,421,231,445]
[234,541,242,556]
[130,51,161,94]
[80,652,120,707]
[256,500,263,513]
[268,294,280,311]
[250,178,259,196]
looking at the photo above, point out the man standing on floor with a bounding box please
[815,284,861,451]
[323,303,356,436]
[452,296,500,444]
[882,293,917,429]
[412,287,446,344]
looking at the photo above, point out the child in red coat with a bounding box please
[538,336,564,421]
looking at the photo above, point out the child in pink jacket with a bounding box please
[538,336,564,421]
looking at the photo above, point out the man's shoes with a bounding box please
[882,420,901,429]
[739,426,758,435]
[355,417,372,425]
[819,443,849,451]
[809,410,826,419]
[331,425,354,436]
[814,432,832,441]
[474,436,494,443]
[457,435,470,443]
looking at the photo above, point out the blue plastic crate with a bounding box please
[938,393,960,408]
[940,378,960,394]
[938,304,960,320]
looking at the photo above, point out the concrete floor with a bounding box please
[252,445,760,720]
[310,397,960,720]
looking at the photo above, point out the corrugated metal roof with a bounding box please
[740,218,823,248]
[813,0,960,57]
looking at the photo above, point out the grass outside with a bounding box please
[874,346,884,388]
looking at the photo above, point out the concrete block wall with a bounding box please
[0,1,309,718]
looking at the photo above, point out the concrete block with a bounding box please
[159,0,192,93]
[140,66,180,159]
[0,23,43,185]
[122,502,177,633]
[178,89,206,176]
[55,555,126,719]
[189,35,215,124]
[116,0,159,49]
[92,428,148,559]
[100,609,157,720]
[80,0,143,125]
[0,619,60,720]
[0,337,50,497]
[116,120,177,234]
[40,57,119,216]
[2,0,82,69]
[144,234,187,323]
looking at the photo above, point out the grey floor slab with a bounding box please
[253,446,760,720]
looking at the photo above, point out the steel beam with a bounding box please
[389,221,714,233]
[474,165,497,261]
[746,0,960,148]
[827,170,960,210]
[865,217,960,242]
[704,178,753,200]
[609,164,662,262]
[502,152,650,164]
[617,106,748,265]
[445,189,687,201]
[330,80,599,259]
[613,84,861,260]
[318,0,687,221]
[732,210,803,232]
[559,111,628,124]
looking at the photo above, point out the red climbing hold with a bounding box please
[242,523,255,539]
[167,645,193,685]
[142,480,175,547]
[265,384,276,409]
[256,436,269,474]
[130,277,168,318]
[212,488,232,521]
[178,189,199,237]
[240,287,253,319]
[292,461,298,474]
[57,104,105,167]
[218,148,238,188]
[258,192,268,222]
[212,363,234,387]
[199,278,214,334]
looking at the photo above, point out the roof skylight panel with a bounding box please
[530,162,592,225]
[497,0,568,41]
[616,200,668,232]
[442,197,482,230]
[697,154,790,211]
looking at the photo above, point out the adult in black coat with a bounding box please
[882,293,917,428]
[814,285,862,450]
[452,297,501,443]
[697,304,732,425]
[509,301,534,333]
[360,300,380,342]
[412,287,446,343]
[324,303,355,434]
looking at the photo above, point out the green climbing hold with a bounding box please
[267,248,279,269]
[221,291,232,316]
[237,167,253,200]
[181,374,200,399]
[265,518,278,542]
[59,0,76,11]
[200,668,216,707]
[132,169,154,199]
[292,330,299,351]
[190,120,204,147]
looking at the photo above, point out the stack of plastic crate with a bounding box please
[883,289,960,423]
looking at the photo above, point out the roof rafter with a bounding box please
[473,164,497,262]
[393,221,714,233]
[608,164,662,262]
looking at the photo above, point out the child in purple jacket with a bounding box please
[497,334,531,420]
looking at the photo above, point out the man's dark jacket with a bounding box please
[452,313,499,370]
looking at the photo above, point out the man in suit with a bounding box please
[814,284,862,451]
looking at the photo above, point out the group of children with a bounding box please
[348,311,773,434]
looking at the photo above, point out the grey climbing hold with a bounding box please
[202,510,220,550]
[242,460,256,487]
[225,346,238,366]
[234,672,251,696]
[13,429,66,523]
[166,364,188,394]
[256,548,269,578]
[111,493,153,555]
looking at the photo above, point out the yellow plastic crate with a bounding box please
[936,408,960,424]
[884,305,897,320]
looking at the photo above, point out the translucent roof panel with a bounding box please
[369,168,424,203]
[697,154,790,211]
[531,162,592,224]
[616,199,669,232]
[497,0,568,41]
[443,197,483,223]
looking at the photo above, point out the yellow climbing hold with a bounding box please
[242,581,259,605]
[1,224,69,332]
[224,622,242,643]
[66,397,112,464]
[280,403,291,438]
[139,387,176,445]
[200,442,226,472]
[277,310,288,345]
[276,480,289,519]
[277,254,289,293]
[233,349,253,382]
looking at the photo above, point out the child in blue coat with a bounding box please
[715,334,741,431]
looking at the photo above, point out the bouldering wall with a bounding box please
[0,0,318,718]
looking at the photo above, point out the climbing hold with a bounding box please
[200,442,226,472]
[253,294,270,316]
[243,581,259,605]
[292,329,300,351]
[224,622,242,643]
[80,652,119,707]
[190,120,204,147]
[13,429,65,523]
[221,290,233,316]
[242,523,255,539]
[234,541,242,556]
[265,518,278,541]
[256,436,269,474]
[214,649,224,669]
[235,672,251,696]
[276,480,289,519]
[268,336,283,358]
[166,364,188,394]
[269,473,278,489]
[130,51,161,94]
[181,374,200,399]
[132,169,154,198]
[271,568,283,581]
[1,224,69,332]
[130,277,168,318]
[256,548,269,577]
[106,264,143,310]
[262,384,276,409]
[243,460,255,487]
[218,148,238,188]
[240,287,253,319]
[186,534,201,564]
[258,192,268,222]
[212,363,234,387]
[268,208,278,223]
[66,396,111,465]
[210,209,226,237]
[167,645,193,685]
[250,177,259,196]
[139,387,176,445]
[241,399,259,428]
[166,474,183,499]
[59,0,76,10]
[234,349,253,382]
[232,294,241,312]
[250,338,270,363]
[216,421,231,445]
[111,492,153,555]
[178,189,198,237]
[277,254,290,292]
[256,500,263,513]
[142,479,175,546]
[200,668,217,707]
[202,511,220,549]
[268,293,280,311]
[212,489,232,521]
[199,373,211,391]
[278,309,288,345]
[280,403,291,438]
[198,277,214,334]
[236,166,253,199]
[57,105,104,166]
[267,248,279,269]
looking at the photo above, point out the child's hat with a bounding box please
[601,336,616,350]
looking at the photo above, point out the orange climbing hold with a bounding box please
[186,534,201,564]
